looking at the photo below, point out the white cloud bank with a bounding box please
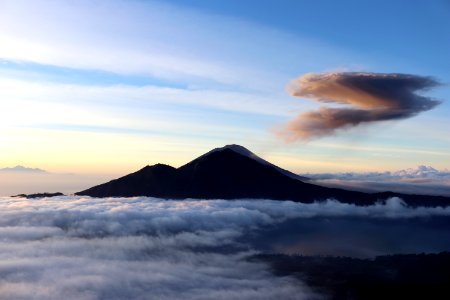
[1,196,449,299]
[303,165,450,196]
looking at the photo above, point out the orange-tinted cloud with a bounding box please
[279,72,440,141]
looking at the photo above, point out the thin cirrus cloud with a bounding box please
[278,72,441,141]
[0,0,235,85]
[0,0,355,92]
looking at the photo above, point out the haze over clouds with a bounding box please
[0,171,116,197]
[0,165,46,173]
[1,196,450,299]
[279,72,441,141]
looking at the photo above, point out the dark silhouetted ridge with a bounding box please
[79,164,183,198]
[12,192,64,199]
[76,145,450,206]
[200,144,308,181]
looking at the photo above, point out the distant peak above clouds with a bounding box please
[394,165,446,178]
[302,165,450,181]
[0,165,47,173]
[302,166,450,197]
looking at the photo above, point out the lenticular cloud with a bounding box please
[1,196,449,299]
[279,72,440,140]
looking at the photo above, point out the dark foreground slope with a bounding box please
[253,252,450,300]
[77,145,450,206]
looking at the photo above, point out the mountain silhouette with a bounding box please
[198,144,309,181]
[0,165,46,173]
[76,145,450,206]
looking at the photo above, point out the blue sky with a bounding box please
[0,0,449,182]
[167,0,450,76]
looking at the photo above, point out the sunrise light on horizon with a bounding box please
[1,0,449,193]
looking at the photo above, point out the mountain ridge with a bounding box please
[76,145,450,207]
[199,144,309,181]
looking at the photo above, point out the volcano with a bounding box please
[76,145,449,206]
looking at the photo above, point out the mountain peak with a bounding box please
[75,145,450,207]
[201,144,308,181]
[394,165,443,177]
[217,144,253,155]
[199,144,252,159]
[77,144,311,198]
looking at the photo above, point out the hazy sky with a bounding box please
[1,0,449,181]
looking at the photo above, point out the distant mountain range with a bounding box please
[301,165,450,181]
[301,165,450,197]
[77,145,450,207]
[0,165,46,173]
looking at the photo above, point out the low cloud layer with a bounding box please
[0,196,450,299]
[303,165,450,196]
[0,196,320,300]
[279,72,440,140]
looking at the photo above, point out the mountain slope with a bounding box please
[178,148,312,199]
[202,145,309,181]
[76,145,450,206]
[79,164,184,198]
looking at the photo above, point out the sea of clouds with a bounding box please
[1,196,450,299]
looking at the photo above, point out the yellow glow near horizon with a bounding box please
[2,125,449,176]
[0,127,214,174]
